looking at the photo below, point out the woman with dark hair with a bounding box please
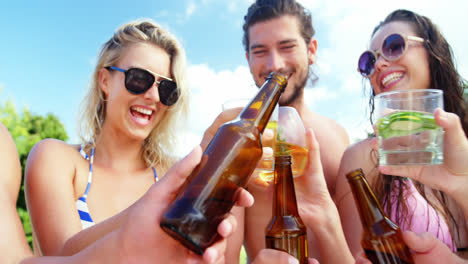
[336,9,468,259]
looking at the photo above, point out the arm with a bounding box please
[25,139,128,256]
[0,123,33,263]
[293,129,354,264]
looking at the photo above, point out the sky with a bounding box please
[1,0,467,156]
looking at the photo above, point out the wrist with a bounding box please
[306,202,344,244]
[310,205,354,262]
[69,230,123,264]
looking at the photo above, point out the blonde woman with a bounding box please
[25,19,195,256]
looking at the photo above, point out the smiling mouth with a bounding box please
[382,72,403,88]
[130,106,154,121]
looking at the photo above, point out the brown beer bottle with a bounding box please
[346,168,414,264]
[160,72,287,255]
[265,155,308,264]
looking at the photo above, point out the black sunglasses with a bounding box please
[357,33,425,78]
[106,66,179,106]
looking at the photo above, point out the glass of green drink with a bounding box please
[375,89,443,165]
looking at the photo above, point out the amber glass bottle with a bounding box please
[160,72,287,255]
[265,155,308,264]
[346,168,414,264]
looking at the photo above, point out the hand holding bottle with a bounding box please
[346,168,414,264]
[161,72,287,255]
[265,155,308,263]
[355,231,466,264]
[116,146,254,264]
[293,128,354,264]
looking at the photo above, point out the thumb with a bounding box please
[434,108,468,173]
[158,146,203,194]
[402,231,437,253]
[308,258,320,264]
[355,255,372,264]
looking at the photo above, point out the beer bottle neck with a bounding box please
[347,170,386,232]
[239,73,287,133]
[272,155,300,216]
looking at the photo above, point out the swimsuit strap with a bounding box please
[152,167,158,182]
[81,147,95,201]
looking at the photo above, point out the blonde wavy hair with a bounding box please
[78,19,189,170]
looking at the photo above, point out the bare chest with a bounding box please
[77,165,156,224]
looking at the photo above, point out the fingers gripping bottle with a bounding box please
[346,169,414,264]
[265,155,308,264]
[161,72,288,255]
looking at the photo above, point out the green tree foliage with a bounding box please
[0,100,68,247]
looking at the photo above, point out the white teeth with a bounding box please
[382,72,403,87]
[131,107,153,116]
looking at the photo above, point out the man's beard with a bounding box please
[279,70,309,106]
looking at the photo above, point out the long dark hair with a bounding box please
[369,9,468,132]
[368,9,467,245]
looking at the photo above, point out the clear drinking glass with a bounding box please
[274,107,308,178]
[250,106,308,187]
[374,89,444,165]
[222,98,279,183]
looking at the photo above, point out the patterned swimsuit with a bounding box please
[386,179,455,251]
[75,147,158,229]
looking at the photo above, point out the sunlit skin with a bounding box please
[25,42,176,256]
[100,43,170,142]
[246,15,317,107]
[335,20,463,259]
[369,21,431,94]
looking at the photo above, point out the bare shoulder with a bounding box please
[348,139,378,173]
[344,138,373,161]
[336,138,377,201]
[28,138,80,161]
[25,139,83,184]
[340,138,376,176]
[303,112,349,145]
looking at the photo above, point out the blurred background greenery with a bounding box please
[1,100,68,249]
